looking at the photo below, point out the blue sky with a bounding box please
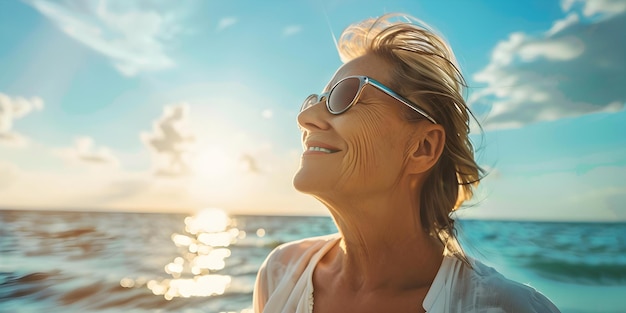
[0,0,624,221]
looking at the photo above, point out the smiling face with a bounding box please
[293,53,421,200]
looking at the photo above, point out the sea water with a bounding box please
[0,209,625,313]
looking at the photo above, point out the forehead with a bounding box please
[326,53,391,89]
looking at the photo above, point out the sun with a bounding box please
[191,145,237,179]
[188,145,246,203]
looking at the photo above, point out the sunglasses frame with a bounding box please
[301,75,437,124]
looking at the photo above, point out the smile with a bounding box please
[308,146,335,153]
[303,140,341,155]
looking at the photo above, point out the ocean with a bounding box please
[1,209,625,313]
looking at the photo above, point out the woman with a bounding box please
[253,13,560,313]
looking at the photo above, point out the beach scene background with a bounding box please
[2,208,626,313]
[1,0,625,312]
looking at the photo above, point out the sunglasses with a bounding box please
[301,75,437,124]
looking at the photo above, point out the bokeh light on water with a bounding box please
[0,209,336,312]
[120,208,241,301]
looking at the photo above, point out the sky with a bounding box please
[0,0,624,221]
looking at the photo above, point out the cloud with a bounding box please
[562,0,626,17]
[547,13,579,36]
[470,0,626,130]
[282,25,302,37]
[217,17,237,31]
[240,154,260,173]
[141,103,195,177]
[54,136,119,167]
[0,92,44,147]
[26,0,182,76]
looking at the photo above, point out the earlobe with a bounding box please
[407,124,445,174]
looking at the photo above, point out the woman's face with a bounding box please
[293,53,419,199]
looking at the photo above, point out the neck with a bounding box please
[319,183,444,292]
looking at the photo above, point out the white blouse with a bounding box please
[253,234,560,313]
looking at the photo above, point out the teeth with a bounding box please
[308,146,333,153]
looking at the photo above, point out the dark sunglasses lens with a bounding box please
[328,77,360,113]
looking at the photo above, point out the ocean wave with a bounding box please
[0,270,253,312]
[522,259,626,285]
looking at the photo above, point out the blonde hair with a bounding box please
[337,13,483,262]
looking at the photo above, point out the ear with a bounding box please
[406,123,445,174]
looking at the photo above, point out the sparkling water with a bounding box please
[1,209,624,313]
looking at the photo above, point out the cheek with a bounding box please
[337,108,405,187]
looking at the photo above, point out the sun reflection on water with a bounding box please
[121,208,240,301]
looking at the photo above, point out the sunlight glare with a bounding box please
[120,277,135,288]
[147,275,232,300]
[172,233,193,246]
[144,208,239,300]
[238,230,247,239]
[185,208,231,234]
[198,232,234,247]
[192,145,237,180]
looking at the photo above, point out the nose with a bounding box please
[297,97,332,132]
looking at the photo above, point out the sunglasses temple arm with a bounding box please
[370,81,437,124]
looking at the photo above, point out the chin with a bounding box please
[292,172,311,193]
[292,169,322,195]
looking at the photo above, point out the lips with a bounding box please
[304,141,341,154]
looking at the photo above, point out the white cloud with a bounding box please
[547,13,579,36]
[563,0,626,17]
[470,1,626,130]
[518,36,585,61]
[54,136,119,167]
[26,0,183,76]
[141,103,195,177]
[0,93,44,147]
[282,25,302,37]
[217,17,237,31]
